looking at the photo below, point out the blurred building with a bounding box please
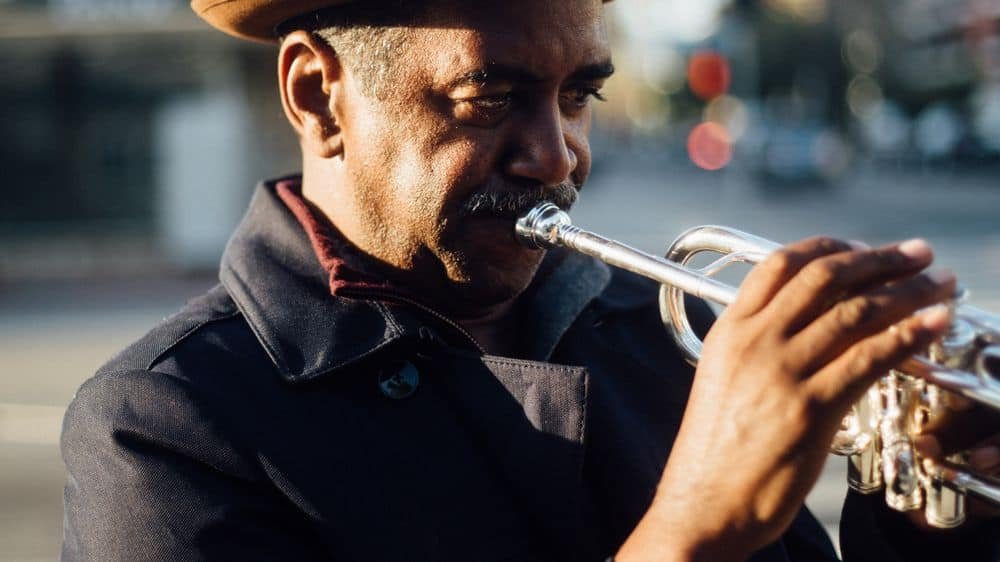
[0,0,298,276]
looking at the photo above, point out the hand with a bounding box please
[913,401,1000,528]
[617,236,957,562]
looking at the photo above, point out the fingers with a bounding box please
[806,307,953,410]
[914,434,1000,521]
[914,431,1000,469]
[917,434,1000,520]
[765,239,937,336]
[787,269,956,375]
[913,434,943,458]
[918,406,1000,456]
[969,444,1000,473]
[730,236,854,318]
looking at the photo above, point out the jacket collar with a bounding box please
[220,178,614,383]
[220,178,411,382]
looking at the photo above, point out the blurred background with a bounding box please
[3,0,1000,559]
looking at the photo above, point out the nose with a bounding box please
[505,104,578,186]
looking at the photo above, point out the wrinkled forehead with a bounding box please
[405,1,610,83]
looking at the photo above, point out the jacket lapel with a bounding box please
[418,240,611,557]
[434,349,599,558]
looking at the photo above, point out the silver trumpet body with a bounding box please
[516,202,1000,527]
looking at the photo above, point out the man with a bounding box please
[61,1,998,560]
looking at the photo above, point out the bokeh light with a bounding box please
[914,103,962,158]
[687,122,733,170]
[614,0,729,44]
[860,101,910,153]
[704,95,750,141]
[763,0,828,24]
[624,88,671,131]
[641,49,687,94]
[972,82,1000,151]
[811,130,852,179]
[846,74,883,118]
[842,29,882,74]
[687,51,731,101]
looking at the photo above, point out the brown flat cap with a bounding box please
[192,0,611,43]
[192,0,354,42]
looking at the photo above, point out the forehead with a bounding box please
[405,1,610,84]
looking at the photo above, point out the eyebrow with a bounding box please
[568,61,616,82]
[447,60,615,89]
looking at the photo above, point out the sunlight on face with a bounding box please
[335,0,612,312]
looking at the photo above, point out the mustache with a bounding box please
[458,182,579,219]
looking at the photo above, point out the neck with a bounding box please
[457,296,522,356]
[301,156,370,257]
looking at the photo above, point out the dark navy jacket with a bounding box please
[61,180,996,561]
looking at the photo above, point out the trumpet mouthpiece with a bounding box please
[515,202,571,249]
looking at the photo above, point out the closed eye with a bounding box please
[452,92,515,126]
[469,93,514,111]
[561,86,607,112]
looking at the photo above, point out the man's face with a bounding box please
[337,0,611,313]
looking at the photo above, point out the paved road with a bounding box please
[3,159,998,560]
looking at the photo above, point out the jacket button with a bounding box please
[378,361,420,399]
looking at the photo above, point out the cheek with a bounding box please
[420,136,500,213]
[373,104,503,242]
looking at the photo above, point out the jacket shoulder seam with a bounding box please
[96,286,244,376]
[144,308,243,371]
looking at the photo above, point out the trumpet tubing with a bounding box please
[516,202,1000,527]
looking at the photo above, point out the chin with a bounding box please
[448,247,544,310]
[436,215,545,308]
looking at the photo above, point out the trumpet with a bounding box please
[516,202,1000,528]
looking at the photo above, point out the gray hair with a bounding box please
[281,1,428,99]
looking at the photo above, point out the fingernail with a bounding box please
[925,268,957,286]
[848,240,871,251]
[969,446,1000,471]
[920,305,952,331]
[898,238,932,260]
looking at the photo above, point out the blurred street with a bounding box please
[3,159,999,560]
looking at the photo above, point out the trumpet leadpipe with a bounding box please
[515,202,738,305]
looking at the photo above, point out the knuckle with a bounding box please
[836,297,877,328]
[846,346,876,377]
[764,250,799,277]
[892,275,946,310]
[915,272,945,296]
[875,247,908,268]
[800,259,842,291]
[777,353,800,378]
[891,322,918,348]
[810,236,850,254]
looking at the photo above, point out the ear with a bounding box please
[278,30,345,159]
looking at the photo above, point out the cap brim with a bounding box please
[192,0,613,43]
[192,0,355,43]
